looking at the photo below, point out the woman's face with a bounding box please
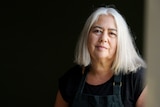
[87,14,117,62]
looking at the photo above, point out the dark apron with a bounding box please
[71,68,124,107]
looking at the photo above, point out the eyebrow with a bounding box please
[91,26,117,32]
[108,28,117,32]
[92,26,103,29]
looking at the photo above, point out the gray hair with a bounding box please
[74,6,146,74]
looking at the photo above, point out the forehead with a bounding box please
[92,14,117,29]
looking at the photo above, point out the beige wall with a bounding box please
[144,0,160,106]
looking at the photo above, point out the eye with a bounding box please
[109,32,117,37]
[92,29,103,35]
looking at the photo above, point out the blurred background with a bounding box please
[1,0,159,107]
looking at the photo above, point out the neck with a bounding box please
[90,61,112,76]
[86,62,114,85]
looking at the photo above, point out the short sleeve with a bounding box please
[122,67,147,106]
[133,67,147,101]
[58,65,82,103]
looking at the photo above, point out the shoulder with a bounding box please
[122,67,146,90]
[131,67,146,91]
[59,64,83,81]
[58,64,83,103]
[121,67,146,104]
[123,67,146,81]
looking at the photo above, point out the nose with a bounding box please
[99,39,107,43]
[99,32,108,43]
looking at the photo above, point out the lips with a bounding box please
[96,45,108,49]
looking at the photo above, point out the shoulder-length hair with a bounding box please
[74,6,146,74]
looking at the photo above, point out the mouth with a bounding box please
[96,45,108,49]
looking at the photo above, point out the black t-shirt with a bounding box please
[58,64,146,107]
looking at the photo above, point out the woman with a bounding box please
[54,6,147,107]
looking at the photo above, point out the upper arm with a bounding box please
[136,86,147,107]
[54,90,69,107]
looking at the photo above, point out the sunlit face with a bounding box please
[87,14,117,62]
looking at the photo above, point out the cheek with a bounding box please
[87,35,92,51]
[88,34,99,44]
[88,35,94,46]
[87,35,97,51]
[111,40,117,52]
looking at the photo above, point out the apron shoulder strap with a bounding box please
[113,73,122,95]
[75,66,89,96]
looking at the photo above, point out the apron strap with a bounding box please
[75,66,88,97]
[113,73,122,95]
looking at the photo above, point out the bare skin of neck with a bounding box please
[86,60,114,85]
